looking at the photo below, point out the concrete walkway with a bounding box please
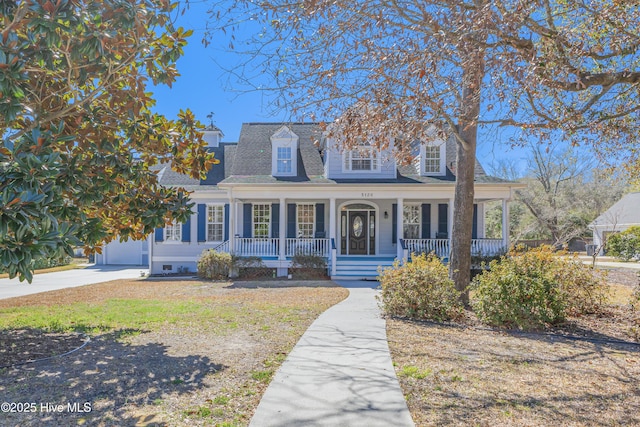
[0,265,146,300]
[249,280,414,427]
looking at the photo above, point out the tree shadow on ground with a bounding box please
[0,329,225,426]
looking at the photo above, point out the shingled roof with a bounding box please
[221,122,329,184]
[155,122,512,187]
[155,143,234,189]
[591,192,640,227]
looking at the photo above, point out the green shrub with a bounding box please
[378,253,463,321]
[472,245,608,330]
[291,254,327,279]
[197,250,232,280]
[606,226,640,261]
[31,255,72,270]
[0,255,71,274]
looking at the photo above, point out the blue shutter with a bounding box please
[155,227,164,242]
[197,204,206,242]
[243,204,252,237]
[392,203,397,243]
[315,203,325,234]
[421,204,431,239]
[472,204,478,239]
[224,204,230,241]
[271,203,280,238]
[438,204,448,236]
[287,204,296,238]
[182,216,191,242]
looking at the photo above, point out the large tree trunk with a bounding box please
[450,44,485,307]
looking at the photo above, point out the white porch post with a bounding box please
[329,198,337,243]
[235,201,241,236]
[502,198,510,250]
[396,198,404,260]
[228,199,236,253]
[279,198,286,260]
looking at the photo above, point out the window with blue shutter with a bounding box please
[182,216,191,242]
[271,203,280,238]
[438,204,448,238]
[243,204,252,237]
[224,204,230,240]
[287,204,296,238]
[315,204,325,235]
[421,204,431,239]
[197,204,206,242]
[472,204,478,239]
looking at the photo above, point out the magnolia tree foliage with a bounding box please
[0,1,216,282]
[207,0,640,303]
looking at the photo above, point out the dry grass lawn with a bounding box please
[0,278,348,426]
[388,269,640,426]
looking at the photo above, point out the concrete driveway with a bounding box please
[0,265,146,300]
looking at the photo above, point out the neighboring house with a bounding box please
[589,192,640,254]
[98,122,522,279]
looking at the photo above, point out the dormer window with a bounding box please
[271,126,298,177]
[420,140,446,176]
[343,147,380,172]
[276,147,292,174]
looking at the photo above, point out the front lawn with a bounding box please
[0,278,348,426]
[388,269,640,426]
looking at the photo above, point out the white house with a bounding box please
[589,192,640,254]
[98,122,521,279]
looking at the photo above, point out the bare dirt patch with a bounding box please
[388,270,640,426]
[0,279,348,426]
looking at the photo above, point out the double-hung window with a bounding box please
[207,205,224,242]
[253,204,270,238]
[420,141,446,176]
[297,204,315,238]
[403,205,420,239]
[343,147,379,172]
[276,147,292,174]
[165,221,182,242]
[423,146,441,174]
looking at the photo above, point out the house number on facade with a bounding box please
[361,193,373,198]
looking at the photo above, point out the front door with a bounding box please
[349,211,368,255]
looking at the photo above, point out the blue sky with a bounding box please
[152,1,530,175]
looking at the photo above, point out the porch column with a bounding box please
[279,198,286,260]
[329,198,336,242]
[502,198,510,250]
[234,201,241,236]
[396,198,404,260]
[228,199,235,253]
[329,198,336,276]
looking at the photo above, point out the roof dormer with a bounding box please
[419,138,446,176]
[203,124,224,148]
[271,126,298,177]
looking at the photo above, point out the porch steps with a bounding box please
[332,257,396,281]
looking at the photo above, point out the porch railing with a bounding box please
[233,237,280,257]
[470,239,506,256]
[403,238,506,258]
[285,238,331,257]
[403,239,450,258]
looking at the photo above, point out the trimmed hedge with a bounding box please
[378,253,463,321]
[472,245,608,330]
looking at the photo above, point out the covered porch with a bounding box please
[218,185,513,278]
